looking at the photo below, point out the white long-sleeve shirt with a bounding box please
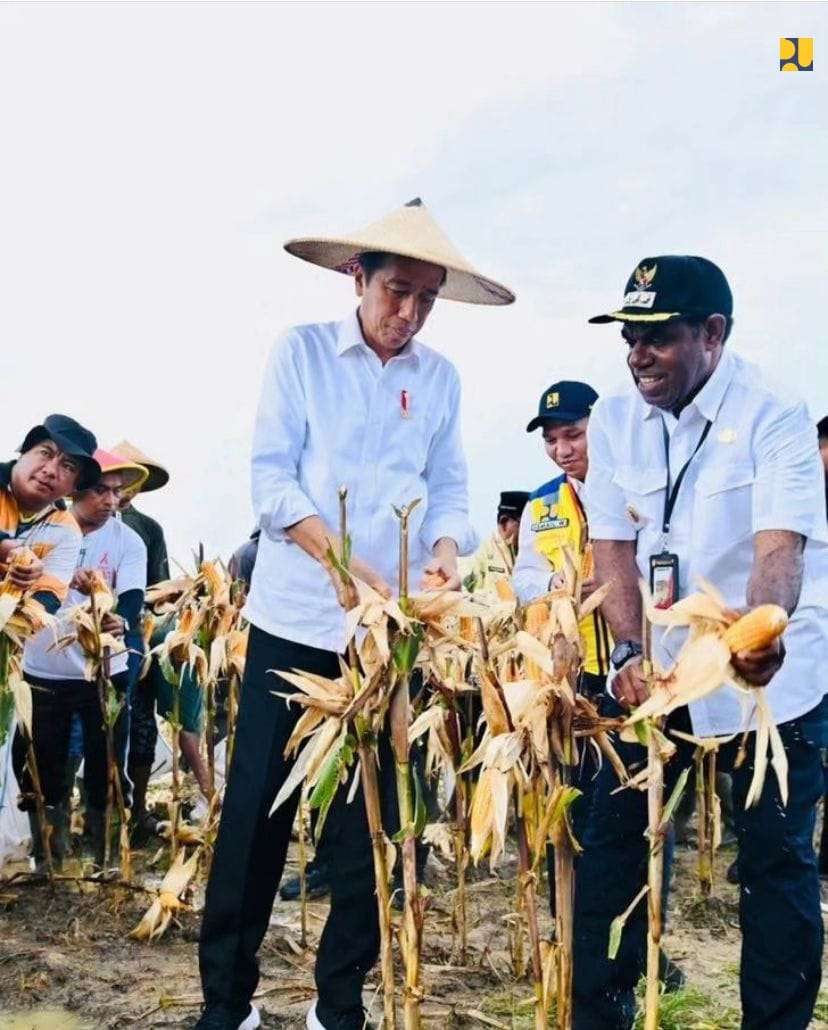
[584,347,828,737]
[244,310,477,652]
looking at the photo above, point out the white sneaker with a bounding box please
[306,1000,373,1029]
[239,1005,261,1030]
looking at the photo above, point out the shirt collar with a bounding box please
[641,347,735,423]
[335,309,421,367]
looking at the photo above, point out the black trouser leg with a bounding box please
[199,627,339,1008]
[314,733,398,1010]
[13,679,75,807]
[572,700,689,1030]
[731,701,824,1030]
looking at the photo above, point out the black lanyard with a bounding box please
[661,419,712,535]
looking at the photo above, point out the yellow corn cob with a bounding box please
[524,601,549,636]
[722,604,788,653]
[495,578,516,602]
[0,548,37,631]
[459,615,476,643]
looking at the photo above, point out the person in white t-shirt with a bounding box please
[15,449,147,868]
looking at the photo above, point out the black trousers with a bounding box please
[199,626,400,1012]
[12,672,129,811]
[572,695,826,1030]
[546,671,606,916]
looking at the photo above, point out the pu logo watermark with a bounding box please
[780,38,813,71]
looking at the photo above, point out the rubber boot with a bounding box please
[128,762,159,845]
[27,804,67,872]
[84,808,106,868]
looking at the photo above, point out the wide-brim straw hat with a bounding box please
[110,440,169,493]
[284,198,515,306]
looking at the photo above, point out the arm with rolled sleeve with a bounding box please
[116,530,147,689]
[512,505,553,603]
[251,332,319,542]
[32,516,83,614]
[583,402,636,543]
[583,400,644,681]
[419,365,477,556]
[753,400,826,541]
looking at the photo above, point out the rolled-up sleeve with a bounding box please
[512,506,552,603]
[252,332,319,542]
[584,401,636,541]
[419,366,477,556]
[34,514,82,606]
[753,401,827,540]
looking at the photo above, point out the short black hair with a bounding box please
[357,251,447,288]
[684,314,734,344]
[357,251,395,283]
[817,416,828,441]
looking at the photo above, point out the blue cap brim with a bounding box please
[526,411,589,432]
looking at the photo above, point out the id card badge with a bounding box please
[649,551,679,610]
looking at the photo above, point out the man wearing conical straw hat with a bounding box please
[196,200,513,1030]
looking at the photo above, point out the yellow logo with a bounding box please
[545,391,560,409]
[780,37,813,71]
[634,263,657,289]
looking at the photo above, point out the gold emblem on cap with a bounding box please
[634,263,657,289]
[545,391,560,409]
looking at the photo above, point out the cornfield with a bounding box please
[0,521,794,1029]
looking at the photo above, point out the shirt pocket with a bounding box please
[692,463,755,552]
[611,465,667,531]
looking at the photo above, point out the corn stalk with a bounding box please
[297,792,309,948]
[226,669,239,771]
[392,499,424,1030]
[340,486,396,1029]
[86,592,130,878]
[0,634,51,880]
[169,678,182,862]
[642,612,663,1030]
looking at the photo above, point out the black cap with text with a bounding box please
[589,255,733,325]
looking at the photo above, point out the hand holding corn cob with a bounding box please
[725,604,788,687]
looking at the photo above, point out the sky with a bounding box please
[1,2,826,567]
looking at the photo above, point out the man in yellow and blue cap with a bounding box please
[513,380,612,691]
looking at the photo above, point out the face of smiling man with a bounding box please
[621,314,727,415]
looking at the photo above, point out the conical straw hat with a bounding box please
[284,198,515,306]
[110,440,169,493]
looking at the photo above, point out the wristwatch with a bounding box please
[610,639,643,671]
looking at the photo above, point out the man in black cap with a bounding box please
[575,256,828,1029]
[462,490,529,595]
[1,415,99,865]
[1,415,99,614]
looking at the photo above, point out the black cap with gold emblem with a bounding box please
[589,255,733,324]
[526,380,598,433]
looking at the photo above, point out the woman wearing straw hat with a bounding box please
[196,199,513,1030]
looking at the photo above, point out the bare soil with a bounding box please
[0,836,825,1029]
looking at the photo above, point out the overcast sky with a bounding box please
[1,2,826,566]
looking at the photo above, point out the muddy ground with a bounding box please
[1,834,826,1030]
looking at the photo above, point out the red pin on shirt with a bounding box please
[400,390,410,418]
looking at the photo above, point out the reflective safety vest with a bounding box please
[526,474,611,677]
